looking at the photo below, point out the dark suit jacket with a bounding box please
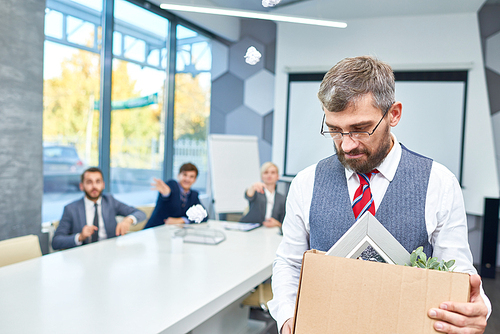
[239,189,286,224]
[52,194,146,250]
[144,179,207,229]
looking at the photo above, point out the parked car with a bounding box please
[43,145,86,192]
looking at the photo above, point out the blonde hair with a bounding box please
[260,162,279,177]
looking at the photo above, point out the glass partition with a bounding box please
[110,0,169,206]
[42,0,213,223]
[42,1,102,223]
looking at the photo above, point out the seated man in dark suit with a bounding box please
[52,167,146,250]
[145,162,207,228]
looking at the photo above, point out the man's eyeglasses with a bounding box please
[320,104,392,142]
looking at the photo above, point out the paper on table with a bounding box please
[220,222,262,232]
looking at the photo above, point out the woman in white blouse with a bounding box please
[239,162,286,228]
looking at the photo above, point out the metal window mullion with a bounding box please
[98,0,114,191]
[62,13,67,41]
[45,36,100,54]
[95,23,98,50]
[163,21,177,181]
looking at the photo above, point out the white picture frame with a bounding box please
[325,212,411,265]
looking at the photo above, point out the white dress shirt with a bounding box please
[268,134,491,330]
[75,196,137,245]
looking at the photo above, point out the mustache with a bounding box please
[339,147,367,156]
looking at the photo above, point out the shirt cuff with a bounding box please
[127,215,138,225]
[160,192,171,198]
[75,233,83,246]
[182,217,190,224]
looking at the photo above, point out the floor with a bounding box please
[482,273,499,334]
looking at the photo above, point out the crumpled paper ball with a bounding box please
[262,0,281,7]
[244,46,262,65]
[186,204,207,223]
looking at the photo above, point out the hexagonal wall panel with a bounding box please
[486,68,500,115]
[263,111,273,144]
[211,73,244,114]
[210,107,226,134]
[229,36,265,80]
[265,41,276,74]
[244,69,275,116]
[225,105,263,137]
[486,30,500,75]
[259,138,272,166]
[211,40,229,81]
[241,19,276,45]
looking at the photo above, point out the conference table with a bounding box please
[0,221,283,334]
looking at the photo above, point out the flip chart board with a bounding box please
[208,134,261,215]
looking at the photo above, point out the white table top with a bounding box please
[0,221,282,334]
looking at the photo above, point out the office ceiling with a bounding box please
[153,0,488,20]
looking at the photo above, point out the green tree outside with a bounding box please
[44,49,210,170]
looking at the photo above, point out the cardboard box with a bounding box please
[293,250,470,334]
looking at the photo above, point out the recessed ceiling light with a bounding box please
[160,3,347,28]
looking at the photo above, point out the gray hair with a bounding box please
[317,56,395,113]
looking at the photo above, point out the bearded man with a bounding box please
[268,56,491,334]
[52,167,146,250]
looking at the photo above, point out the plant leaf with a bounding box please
[410,252,417,265]
[420,252,427,263]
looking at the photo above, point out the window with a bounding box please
[110,0,169,206]
[42,0,213,224]
[43,0,102,222]
[174,25,212,193]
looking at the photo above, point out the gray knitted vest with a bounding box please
[309,145,433,255]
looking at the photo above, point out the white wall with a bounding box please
[272,12,499,217]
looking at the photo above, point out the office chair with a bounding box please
[0,234,42,267]
[126,205,155,232]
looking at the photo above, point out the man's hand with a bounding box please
[428,274,488,333]
[79,225,98,242]
[281,318,293,334]
[263,217,282,228]
[165,217,185,225]
[115,217,134,236]
[151,178,171,196]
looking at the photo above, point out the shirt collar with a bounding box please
[345,133,401,182]
[83,195,102,209]
[177,181,191,195]
[264,186,275,196]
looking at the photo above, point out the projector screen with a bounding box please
[284,71,467,183]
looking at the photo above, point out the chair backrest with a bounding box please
[116,205,155,232]
[52,220,60,230]
[136,205,155,221]
[0,235,42,268]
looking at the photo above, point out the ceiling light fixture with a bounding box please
[160,3,347,28]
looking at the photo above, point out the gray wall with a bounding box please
[479,3,500,265]
[0,1,45,245]
[210,19,276,166]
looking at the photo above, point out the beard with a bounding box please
[84,188,103,201]
[335,126,392,174]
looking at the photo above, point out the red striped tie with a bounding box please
[352,170,378,220]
